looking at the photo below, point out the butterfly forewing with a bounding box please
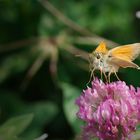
[108,43,140,61]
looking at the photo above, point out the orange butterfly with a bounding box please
[89,42,140,82]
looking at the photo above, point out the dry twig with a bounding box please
[38,0,118,47]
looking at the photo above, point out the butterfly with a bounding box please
[89,42,140,82]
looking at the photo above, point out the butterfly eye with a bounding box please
[96,54,101,59]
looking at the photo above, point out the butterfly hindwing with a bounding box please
[110,57,140,69]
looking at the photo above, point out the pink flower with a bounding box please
[76,79,140,140]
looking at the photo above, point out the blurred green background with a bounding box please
[0,0,140,140]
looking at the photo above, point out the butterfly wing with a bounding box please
[107,43,140,69]
[94,41,108,54]
[110,57,140,69]
[108,43,140,61]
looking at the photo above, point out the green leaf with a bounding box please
[0,114,33,137]
[61,82,83,133]
[22,102,59,140]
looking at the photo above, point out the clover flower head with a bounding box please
[76,79,140,140]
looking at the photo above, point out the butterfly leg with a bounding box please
[99,68,103,81]
[103,71,108,82]
[86,68,95,85]
[108,71,112,83]
[114,71,120,81]
[91,68,95,80]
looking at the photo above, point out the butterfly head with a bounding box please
[89,52,104,70]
